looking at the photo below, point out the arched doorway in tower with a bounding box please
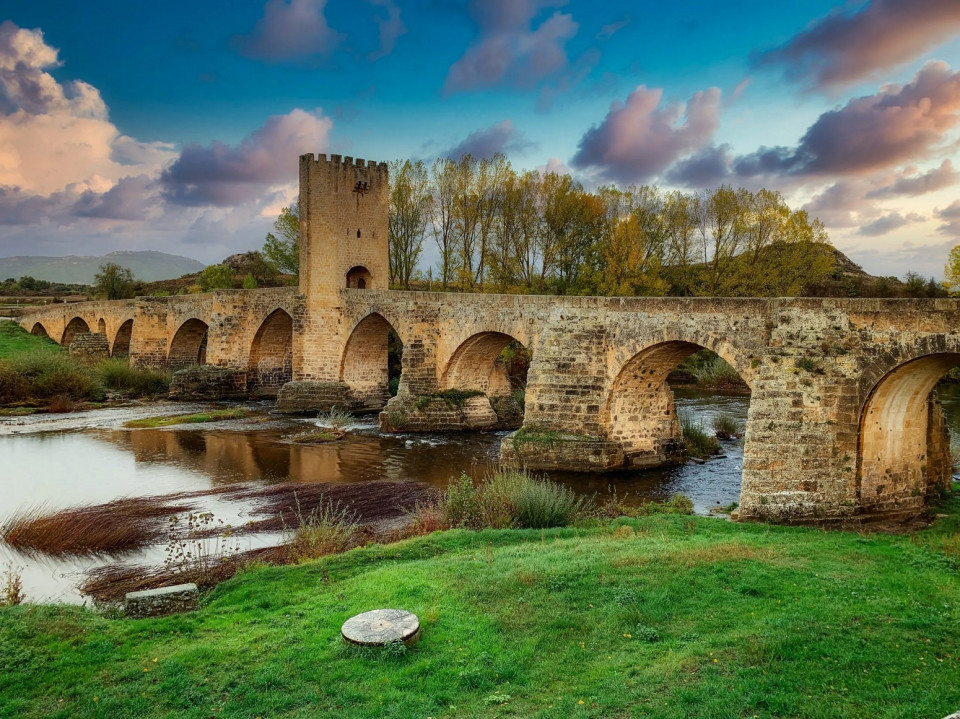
[442,332,530,429]
[346,266,372,289]
[605,341,751,470]
[858,354,959,515]
[168,319,209,369]
[112,319,133,358]
[61,317,90,346]
[340,313,402,411]
[248,309,294,396]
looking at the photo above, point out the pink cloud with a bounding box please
[160,109,332,206]
[445,120,533,160]
[235,0,342,62]
[571,85,722,184]
[443,0,578,93]
[754,0,960,90]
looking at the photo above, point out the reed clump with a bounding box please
[710,411,744,440]
[680,412,721,459]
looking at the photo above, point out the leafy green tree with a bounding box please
[242,273,258,289]
[389,159,432,289]
[197,264,236,291]
[263,202,300,275]
[93,263,137,300]
[944,245,960,295]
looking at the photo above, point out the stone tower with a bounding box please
[298,154,389,299]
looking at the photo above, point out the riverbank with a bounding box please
[2,497,959,718]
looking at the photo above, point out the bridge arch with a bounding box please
[248,309,294,395]
[442,331,529,398]
[30,323,49,339]
[603,340,750,469]
[61,317,90,346]
[340,313,402,411]
[168,318,208,369]
[97,318,106,335]
[112,319,133,358]
[858,352,959,514]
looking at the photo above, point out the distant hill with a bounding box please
[0,251,206,284]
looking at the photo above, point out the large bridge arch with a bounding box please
[603,339,751,469]
[340,312,403,411]
[112,319,134,358]
[168,318,209,369]
[857,348,960,515]
[30,322,50,339]
[61,317,90,346]
[248,309,294,395]
[441,331,528,396]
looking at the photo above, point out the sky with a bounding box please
[1,0,960,279]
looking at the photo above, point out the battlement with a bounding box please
[301,153,388,170]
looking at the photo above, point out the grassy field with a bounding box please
[0,320,60,358]
[2,499,959,718]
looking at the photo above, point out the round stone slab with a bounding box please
[341,609,421,647]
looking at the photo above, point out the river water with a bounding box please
[2,387,959,603]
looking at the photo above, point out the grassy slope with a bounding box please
[0,320,61,358]
[2,502,960,718]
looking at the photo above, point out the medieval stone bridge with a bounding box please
[17,154,960,526]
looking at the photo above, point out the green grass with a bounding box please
[0,320,60,358]
[680,412,721,458]
[2,500,960,718]
[123,408,249,428]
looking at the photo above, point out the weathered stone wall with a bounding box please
[68,332,110,361]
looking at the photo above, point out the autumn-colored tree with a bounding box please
[945,245,960,295]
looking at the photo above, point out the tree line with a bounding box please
[262,155,947,299]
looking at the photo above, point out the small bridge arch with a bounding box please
[112,319,134,358]
[248,309,294,395]
[168,318,209,369]
[30,323,50,339]
[61,317,91,346]
[340,312,402,410]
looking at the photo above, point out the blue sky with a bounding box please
[2,0,960,278]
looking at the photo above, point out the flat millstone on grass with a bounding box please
[341,609,420,646]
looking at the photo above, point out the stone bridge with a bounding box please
[18,153,960,526]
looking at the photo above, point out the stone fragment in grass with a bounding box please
[341,609,420,646]
[124,583,199,618]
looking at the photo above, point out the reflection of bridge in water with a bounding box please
[20,154,960,525]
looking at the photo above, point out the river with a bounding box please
[2,386,958,603]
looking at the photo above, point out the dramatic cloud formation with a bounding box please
[754,0,960,90]
[571,85,722,184]
[444,0,578,93]
[0,21,173,203]
[160,108,332,206]
[235,0,342,62]
[445,120,532,160]
[867,160,960,198]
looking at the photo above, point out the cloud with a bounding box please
[571,85,722,184]
[161,109,332,206]
[937,200,960,236]
[443,0,578,93]
[753,0,960,90]
[235,0,342,62]
[367,0,406,61]
[859,211,924,236]
[0,21,175,198]
[597,17,629,40]
[664,144,733,187]
[445,119,533,160]
[866,160,960,198]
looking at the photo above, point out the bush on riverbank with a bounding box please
[673,349,748,390]
[3,498,960,718]
[680,412,721,458]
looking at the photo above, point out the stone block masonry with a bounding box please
[19,153,960,526]
[124,583,199,618]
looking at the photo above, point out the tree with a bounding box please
[388,160,432,289]
[197,264,236,291]
[263,202,300,275]
[93,263,136,300]
[945,245,960,295]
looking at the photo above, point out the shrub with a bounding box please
[438,469,588,530]
[0,351,102,404]
[318,406,353,430]
[710,411,743,440]
[680,412,720,458]
[634,624,661,642]
[96,358,170,397]
[286,500,359,563]
[1,564,24,606]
